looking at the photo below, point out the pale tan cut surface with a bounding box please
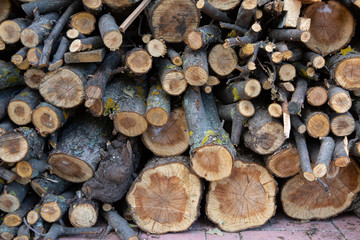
[306,113,330,138]
[70,203,98,227]
[7,100,32,125]
[127,162,202,234]
[83,0,102,9]
[244,79,261,98]
[32,106,61,135]
[334,57,360,90]
[126,49,152,74]
[208,0,240,10]
[70,12,96,35]
[206,160,277,232]
[0,193,21,212]
[114,112,148,137]
[307,86,328,106]
[16,161,32,179]
[184,66,208,86]
[20,29,39,48]
[4,213,22,227]
[40,202,61,222]
[266,145,300,178]
[146,108,168,127]
[0,132,28,163]
[328,92,352,113]
[208,44,238,76]
[103,31,122,51]
[0,20,21,44]
[162,71,187,96]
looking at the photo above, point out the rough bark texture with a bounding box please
[99,13,122,51]
[333,138,350,167]
[157,58,187,96]
[48,37,69,71]
[0,60,24,90]
[40,191,75,223]
[288,78,307,115]
[0,87,22,121]
[293,131,316,181]
[43,223,104,240]
[69,36,104,52]
[15,156,48,180]
[0,182,29,212]
[146,83,170,126]
[31,174,71,197]
[313,137,335,178]
[217,79,261,104]
[103,210,139,240]
[21,0,74,15]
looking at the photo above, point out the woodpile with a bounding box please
[0,0,360,238]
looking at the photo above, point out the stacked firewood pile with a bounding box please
[1,0,360,238]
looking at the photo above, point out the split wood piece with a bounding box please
[0,119,15,137]
[16,58,31,71]
[268,103,282,118]
[82,0,103,12]
[0,182,29,212]
[146,83,170,126]
[244,108,286,155]
[40,63,97,108]
[99,13,122,51]
[182,47,208,86]
[48,37,69,71]
[0,18,29,44]
[297,17,311,31]
[304,1,355,55]
[333,138,350,168]
[278,63,296,81]
[306,86,327,107]
[27,45,43,66]
[64,48,106,63]
[148,0,200,42]
[142,108,189,157]
[15,157,48,180]
[217,100,255,146]
[293,131,316,181]
[269,29,310,43]
[0,166,17,183]
[239,43,255,60]
[265,142,300,178]
[282,0,301,28]
[330,112,355,137]
[0,127,44,163]
[303,52,325,69]
[196,0,232,22]
[235,0,257,33]
[69,36,104,52]
[24,68,45,89]
[83,134,140,202]
[305,111,330,138]
[291,115,306,134]
[70,12,96,35]
[69,193,98,227]
[38,1,82,68]
[313,137,335,178]
[189,89,236,180]
[217,79,261,104]
[0,0,11,22]
[3,194,36,227]
[0,225,19,240]
[146,38,166,57]
[208,44,238,77]
[127,156,202,234]
[119,0,152,32]
[44,224,103,240]
[281,159,360,219]
[0,60,24,90]
[13,224,30,240]
[21,0,74,15]
[206,157,277,232]
[0,87,22,121]
[288,78,307,115]
[158,58,186,96]
[7,87,41,125]
[31,174,71,197]
[185,25,221,51]
[66,28,86,39]
[328,51,360,90]
[126,48,152,75]
[11,47,29,65]
[48,113,112,182]
[167,48,182,66]
[103,210,139,240]
[278,88,291,139]
[207,0,240,10]
[327,86,352,114]
[294,62,319,81]
[40,191,75,223]
[280,82,295,92]
[275,42,293,60]
[20,12,60,48]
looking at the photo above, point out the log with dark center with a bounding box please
[99,13,122,51]
[146,83,170,126]
[208,44,238,77]
[15,156,48,180]
[0,182,29,212]
[24,68,45,89]
[3,194,36,227]
[0,18,29,44]
[125,48,152,75]
[40,191,75,223]
[157,58,187,96]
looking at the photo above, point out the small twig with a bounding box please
[23,218,46,237]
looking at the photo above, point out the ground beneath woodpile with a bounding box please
[59,212,360,240]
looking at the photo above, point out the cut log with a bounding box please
[182,47,209,86]
[3,194,36,227]
[82,0,103,12]
[20,12,60,48]
[43,223,104,240]
[70,12,96,35]
[0,165,17,183]
[103,210,139,240]
[333,138,350,167]
[206,156,277,232]
[313,137,335,178]
[288,78,307,115]
[265,142,300,178]
[48,113,112,182]
[27,45,43,66]
[11,47,29,66]
[40,191,75,223]
[0,182,29,212]
[216,79,261,104]
[306,86,327,106]
[13,224,30,240]
[48,37,69,71]
[275,42,293,60]
[235,0,257,32]
[0,127,44,163]
[142,108,189,157]
[0,0,11,23]
[7,87,41,125]
[0,225,18,240]
[239,43,255,60]
[127,156,202,234]
[32,102,70,136]
[281,160,360,219]
[303,52,325,69]
[0,18,29,44]
[64,48,106,63]
[208,44,238,77]
[208,0,240,10]
[0,87,22,121]
[327,86,352,114]
[330,112,355,137]
[197,0,232,23]
[0,60,24,90]
[278,63,296,81]
[269,29,310,43]
[244,108,286,155]
[304,1,355,55]
[103,0,140,10]
[291,115,306,134]
[157,58,186,96]
[69,36,104,52]
[31,174,71,197]
[146,83,170,126]
[15,157,48,180]
[294,62,319,81]
[282,0,301,28]
[125,48,152,74]
[184,88,235,180]
[268,102,283,118]
[99,13,122,51]
[16,58,30,71]
[293,131,316,181]
[147,0,200,43]
[146,38,167,57]
[39,64,97,108]
[185,25,221,50]
[24,68,45,89]
[305,111,330,138]
[167,48,182,66]
[0,119,15,137]
[69,193,98,227]
[21,0,74,15]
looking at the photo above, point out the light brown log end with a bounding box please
[24,68,45,89]
[20,29,39,48]
[15,161,33,179]
[7,101,32,125]
[70,12,96,35]
[0,192,21,212]
[0,20,21,44]
[69,203,98,227]
[27,210,39,225]
[306,112,330,138]
[0,132,28,163]
[103,31,122,51]
[266,144,300,178]
[184,66,208,86]
[208,44,238,76]
[126,49,152,74]
[238,100,255,117]
[268,103,283,118]
[114,112,148,137]
[279,64,296,81]
[32,106,62,136]
[146,39,167,57]
[306,86,327,107]
[40,202,62,223]
[146,108,169,127]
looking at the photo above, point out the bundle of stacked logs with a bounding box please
[0,0,360,238]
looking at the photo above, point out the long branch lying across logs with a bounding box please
[1,0,360,237]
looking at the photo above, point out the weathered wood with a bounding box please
[333,138,350,167]
[208,44,238,77]
[305,111,330,138]
[185,25,221,50]
[330,112,355,137]
[69,193,98,227]
[278,63,296,81]
[26,204,47,239]
[127,156,202,234]
[69,36,104,52]
[40,191,75,222]
[313,137,335,178]
[0,60,24,90]
[293,131,316,181]
[288,78,307,115]
[157,58,186,96]
[0,225,19,240]
[0,165,17,183]
[0,182,29,212]
[119,0,152,32]
[291,115,306,134]
[27,45,43,66]
[327,86,352,113]
[24,68,45,89]
[13,224,30,240]
[0,18,29,44]
[268,102,282,118]
[282,0,301,28]
[0,0,11,23]
[11,47,29,66]
[31,174,71,197]
[235,0,257,33]
[103,210,139,240]
[64,48,106,63]
[303,52,325,69]
[146,83,170,126]
[3,194,36,227]
[15,157,48,180]
[306,86,327,106]
[166,48,182,66]
[103,0,140,11]
[99,13,122,51]
[43,223,104,240]
[0,88,22,121]
[269,29,310,43]
[146,38,166,57]
[196,0,232,22]
[125,48,152,74]
[48,37,69,71]
[70,11,96,35]
[82,0,103,12]
[21,0,74,15]
[216,79,261,104]
[208,0,241,10]
[294,62,319,81]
